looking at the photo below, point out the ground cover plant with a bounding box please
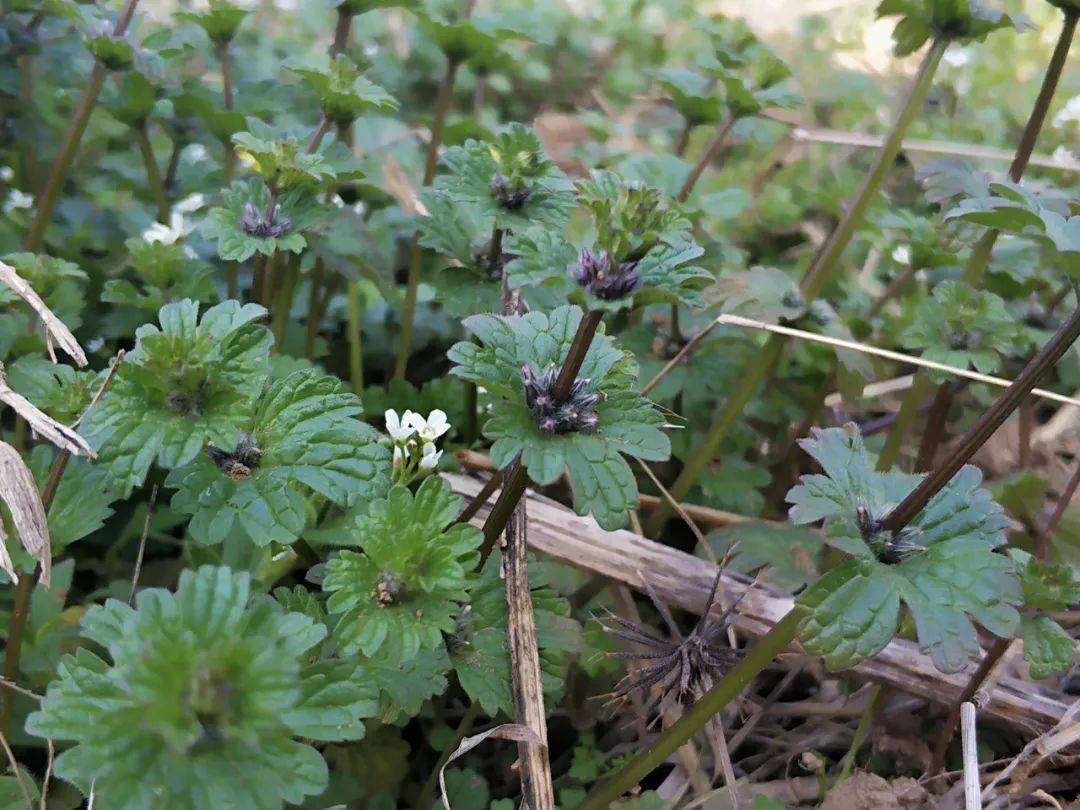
[1,0,1079,807]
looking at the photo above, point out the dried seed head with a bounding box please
[856,498,926,564]
[240,202,292,238]
[490,173,532,211]
[569,248,642,301]
[207,432,263,479]
[600,571,745,718]
[520,363,601,435]
[373,571,403,606]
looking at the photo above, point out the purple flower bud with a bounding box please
[490,174,532,211]
[520,362,601,435]
[240,202,292,238]
[568,248,643,301]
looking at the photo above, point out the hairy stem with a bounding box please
[393,55,462,382]
[135,122,170,224]
[346,280,365,395]
[578,609,804,809]
[644,39,947,536]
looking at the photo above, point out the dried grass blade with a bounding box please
[0,441,51,587]
[0,261,87,367]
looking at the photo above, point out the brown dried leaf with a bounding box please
[0,367,95,457]
[0,260,87,367]
[0,441,51,587]
[382,154,427,217]
[438,723,543,810]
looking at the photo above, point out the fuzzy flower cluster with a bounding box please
[490,173,532,211]
[568,248,642,301]
[385,409,450,484]
[240,202,292,238]
[520,364,600,434]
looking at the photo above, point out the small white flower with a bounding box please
[385,409,417,442]
[409,409,451,442]
[891,244,912,265]
[3,189,33,214]
[0,166,13,182]
[393,445,404,469]
[174,193,205,215]
[142,213,185,245]
[186,143,210,163]
[1053,94,1080,127]
[419,442,442,471]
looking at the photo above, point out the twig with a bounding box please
[676,117,735,202]
[0,262,87,367]
[455,470,503,526]
[1037,461,1080,559]
[129,484,158,604]
[961,702,982,810]
[634,458,716,564]
[416,703,481,810]
[39,739,53,810]
[0,726,32,810]
[640,317,722,396]
[713,313,1080,408]
[0,677,42,703]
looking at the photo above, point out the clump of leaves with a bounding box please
[1010,550,1080,679]
[505,172,710,310]
[102,238,218,319]
[0,253,87,362]
[902,281,1017,380]
[177,0,250,45]
[787,425,1021,673]
[290,55,399,128]
[876,0,1033,56]
[82,299,272,494]
[27,566,334,809]
[202,180,316,261]
[167,369,391,547]
[322,477,482,664]
[449,305,669,529]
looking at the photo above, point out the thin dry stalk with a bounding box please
[0,442,51,586]
[129,484,159,604]
[0,262,87,367]
[0,726,32,809]
[39,739,53,810]
[635,458,716,564]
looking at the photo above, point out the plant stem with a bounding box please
[270,252,302,345]
[307,114,331,154]
[346,280,364,396]
[393,54,462,382]
[135,122,170,223]
[877,374,933,472]
[330,6,353,57]
[801,38,946,301]
[644,40,947,537]
[578,609,803,810]
[914,382,953,473]
[836,684,883,783]
[216,40,236,185]
[676,116,735,203]
[551,309,604,402]
[455,469,503,526]
[882,305,1080,534]
[303,262,326,359]
[1037,461,1080,560]
[23,0,139,244]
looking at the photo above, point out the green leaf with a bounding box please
[167,368,391,547]
[1019,615,1075,680]
[876,0,1032,57]
[705,521,823,591]
[82,299,272,495]
[27,566,329,809]
[451,554,581,716]
[435,123,574,231]
[1010,549,1080,612]
[449,306,669,530]
[323,477,481,665]
[290,55,398,127]
[902,281,1017,382]
[362,644,451,724]
[102,238,219,319]
[177,0,250,43]
[201,180,314,263]
[283,660,379,742]
[789,425,1021,672]
[26,447,115,553]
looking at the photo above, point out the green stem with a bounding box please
[675,116,735,203]
[800,38,946,301]
[303,262,326,359]
[346,280,364,396]
[644,40,947,537]
[23,0,140,250]
[270,253,302,346]
[135,121,170,224]
[393,55,461,382]
[836,685,883,783]
[877,374,933,472]
[578,609,803,810]
[216,41,236,186]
